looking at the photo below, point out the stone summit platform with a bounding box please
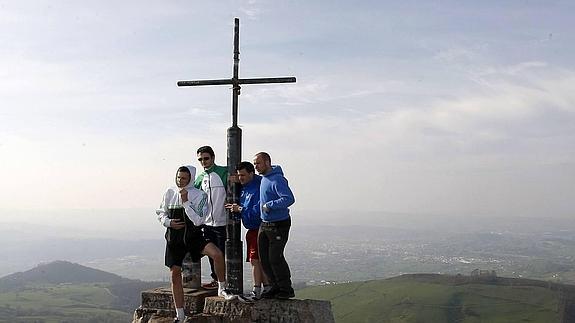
[133,287,335,323]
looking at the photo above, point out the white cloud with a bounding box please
[235,66,575,216]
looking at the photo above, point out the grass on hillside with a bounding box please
[0,283,131,323]
[296,277,561,323]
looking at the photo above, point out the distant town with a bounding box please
[2,214,574,289]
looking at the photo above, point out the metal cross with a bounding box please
[177,18,296,295]
[177,18,296,127]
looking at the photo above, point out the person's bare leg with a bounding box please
[202,242,238,300]
[202,243,225,282]
[170,266,184,314]
[251,259,269,286]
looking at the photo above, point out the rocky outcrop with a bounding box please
[133,287,335,323]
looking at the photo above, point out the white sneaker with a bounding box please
[218,288,238,301]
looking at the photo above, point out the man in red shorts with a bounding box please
[226,161,270,299]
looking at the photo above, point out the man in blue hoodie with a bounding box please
[226,161,270,299]
[253,152,295,299]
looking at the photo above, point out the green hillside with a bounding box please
[4,262,575,322]
[297,274,571,323]
[0,261,165,322]
[0,283,130,323]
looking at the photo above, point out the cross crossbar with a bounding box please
[178,77,296,87]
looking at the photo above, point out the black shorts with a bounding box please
[164,227,208,268]
[201,225,226,252]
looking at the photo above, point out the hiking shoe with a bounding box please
[275,289,295,300]
[202,280,218,290]
[218,289,238,301]
[238,294,255,303]
[244,291,260,301]
[260,287,278,299]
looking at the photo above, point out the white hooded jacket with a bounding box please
[156,165,208,227]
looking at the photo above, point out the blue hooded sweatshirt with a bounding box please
[240,174,262,230]
[260,165,295,222]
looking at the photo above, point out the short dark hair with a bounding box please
[197,146,215,157]
[236,161,255,173]
[255,152,271,163]
[177,166,190,174]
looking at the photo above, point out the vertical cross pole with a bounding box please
[232,18,240,127]
[225,18,243,294]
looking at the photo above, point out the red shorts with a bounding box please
[245,229,259,262]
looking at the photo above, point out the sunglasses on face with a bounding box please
[198,156,211,162]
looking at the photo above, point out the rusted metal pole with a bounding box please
[182,254,201,289]
[225,17,243,295]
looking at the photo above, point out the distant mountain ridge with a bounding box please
[0,260,127,290]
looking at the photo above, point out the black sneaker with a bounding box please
[244,291,260,301]
[260,287,278,299]
[238,294,255,303]
[275,288,295,299]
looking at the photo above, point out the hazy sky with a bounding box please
[1,0,574,226]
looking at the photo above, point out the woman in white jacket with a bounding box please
[156,165,235,322]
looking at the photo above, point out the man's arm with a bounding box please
[156,190,185,229]
[264,177,295,210]
[242,189,261,222]
[156,192,172,228]
[181,188,208,226]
